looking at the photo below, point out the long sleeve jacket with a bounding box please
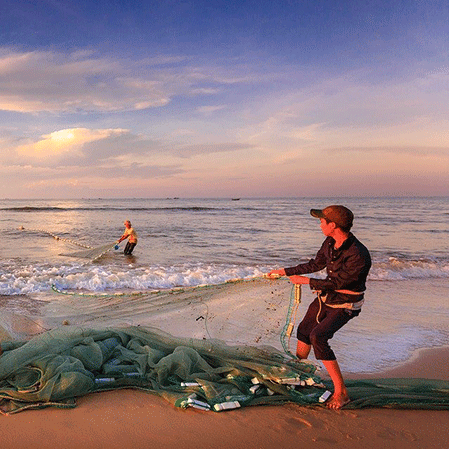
[284,233,371,305]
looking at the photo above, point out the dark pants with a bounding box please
[124,242,136,255]
[296,297,359,361]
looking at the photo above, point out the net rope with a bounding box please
[19,226,93,249]
[19,226,118,261]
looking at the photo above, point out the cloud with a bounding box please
[0,48,250,114]
[0,49,172,112]
[171,142,257,158]
[237,66,449,159]
[196,105,227,114]
[324,145,449,158]
[15,128,130,164]
[8,126,256,170]
[1,44,448,198]
[0,156,185,193]
[191,88,222,95]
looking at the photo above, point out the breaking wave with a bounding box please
[1,256,448,296]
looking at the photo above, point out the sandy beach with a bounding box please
[0,345,447,449]
[0,277,448,449]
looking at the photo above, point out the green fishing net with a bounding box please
[1,325,448,415]
[1,276,448,414]
[0,325,323,414]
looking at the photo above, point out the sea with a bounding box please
[1,196,448,374]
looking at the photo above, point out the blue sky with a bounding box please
[1,0,448,198]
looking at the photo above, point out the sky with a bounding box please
[0,0,448,199]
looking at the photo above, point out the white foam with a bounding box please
[2,255,449,295]
[369,257,449,281]
[0,260,267,295]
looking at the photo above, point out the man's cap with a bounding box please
[310,205,354,229]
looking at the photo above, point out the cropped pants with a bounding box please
[296,297,359,361]
[124,242,136,255]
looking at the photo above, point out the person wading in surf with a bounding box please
[117,220,138,255]
[268,205,371,410]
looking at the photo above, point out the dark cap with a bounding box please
[310,205,354,229]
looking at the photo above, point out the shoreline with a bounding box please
[369,345,449,381]
[1,345,448,449]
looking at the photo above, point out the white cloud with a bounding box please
[0,48,248,113]
[16,128,129,161]
[1,46,448,198]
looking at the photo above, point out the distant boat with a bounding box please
[231,198,240,201]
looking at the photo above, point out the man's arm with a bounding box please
[117,229,130,243]
[284,239,329,277]
[288,275,310,285]
[267,239,329,280]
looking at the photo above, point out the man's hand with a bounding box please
[289,275,310,285]
[265,269,285,279]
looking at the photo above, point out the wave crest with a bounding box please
[369,257,449,280]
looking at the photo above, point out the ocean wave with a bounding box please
[2,206,69,212]
[1,206,226,213]
[1,256,449,296]
[369,257,449,281]
[0,262,267,296]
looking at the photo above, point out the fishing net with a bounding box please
[0,326,324,415]
[18,226,118,261]
[59,242,118,261]
[1,279,448,414]
[48,278,301,354]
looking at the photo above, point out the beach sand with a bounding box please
[0,280,448,449]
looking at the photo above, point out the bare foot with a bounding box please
[326,393,350,410]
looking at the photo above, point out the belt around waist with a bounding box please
[317,290,365,310]
[335,289,364,295]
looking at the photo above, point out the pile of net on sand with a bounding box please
[1,325,448,415]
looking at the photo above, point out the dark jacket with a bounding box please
[284,233,371,305]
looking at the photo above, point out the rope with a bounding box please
[280,284,301,356]
[19,226,118,262]
[51,284,147,298]
[19,226,93,249]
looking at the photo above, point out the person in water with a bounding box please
[117,220,138,255]
[268,205,371,410]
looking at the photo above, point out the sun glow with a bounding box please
[50,130,75,141]
[16,128,128,159]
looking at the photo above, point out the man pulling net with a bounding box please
[117,220,138,255]
[267,205,371,410]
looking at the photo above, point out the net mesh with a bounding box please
[45,278,297,349]
[19,227,118,261]
[59,242,118,261]
[1,324,448,415]
[1,274,448,414]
